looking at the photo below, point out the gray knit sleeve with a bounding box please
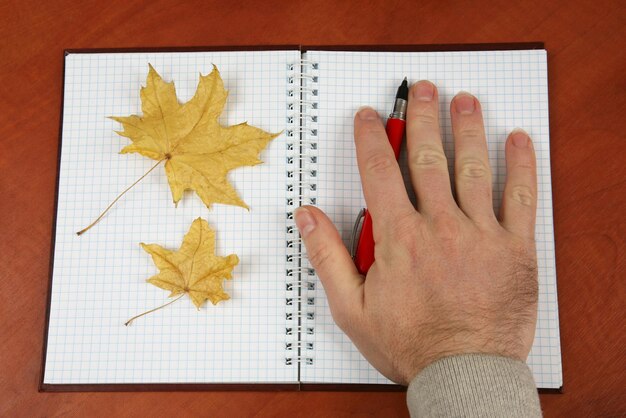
[406,354,542,417]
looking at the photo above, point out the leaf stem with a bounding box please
[77,159,165,236]
[125,293,185,326]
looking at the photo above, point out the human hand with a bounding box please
[294,80,539,385]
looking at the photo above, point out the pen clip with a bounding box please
[349,208,366,259]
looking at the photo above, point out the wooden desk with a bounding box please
[1,0,624,416]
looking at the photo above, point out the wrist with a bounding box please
[398,338,531,385]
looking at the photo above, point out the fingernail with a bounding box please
[412,80,434,101]
[511,128,529,148]
[294,207,317,237]
[454,92,475,114]
[357,106,379,120]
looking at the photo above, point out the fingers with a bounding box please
[294,206,364,318]
[354,107,414,227]
[499,129,537,239]
[450,92,496,223]
[406,81,456,215]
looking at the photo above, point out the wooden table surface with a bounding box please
[1,0,624,416]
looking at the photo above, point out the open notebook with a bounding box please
[41,45,562,391]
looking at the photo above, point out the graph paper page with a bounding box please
[43,50,300,384]
[302,49,562,388]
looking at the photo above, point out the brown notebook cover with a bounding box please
[41,43,561,393]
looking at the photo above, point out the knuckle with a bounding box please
[389,213,420,245]
[457,127,484,140]
[458,158,490,179]
[393,226,417,248]
[431,212,462,242]
[411,146,447,167]
[509,185,536,207]
[307,244,333,270]
[365,153,395,174]
[514,162,535,170]
[412,112,438,126]
[359,123,386,138]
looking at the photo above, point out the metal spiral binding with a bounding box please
[284,57,319,367]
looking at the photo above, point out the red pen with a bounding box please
[352,78,408,275]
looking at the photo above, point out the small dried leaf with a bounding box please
[142,218,239,309]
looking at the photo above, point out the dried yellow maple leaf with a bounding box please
[125,218,239,325]
[78,64,279,235]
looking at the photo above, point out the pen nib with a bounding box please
[396,77,409,100]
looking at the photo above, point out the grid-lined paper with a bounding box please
[303,50,562,389]
[44,50,300,384]
[45,48,562,389]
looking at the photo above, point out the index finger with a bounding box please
[354,107,414,227]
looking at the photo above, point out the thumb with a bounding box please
[294,206,364,317]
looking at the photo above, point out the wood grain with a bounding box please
[1,0,624,416]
